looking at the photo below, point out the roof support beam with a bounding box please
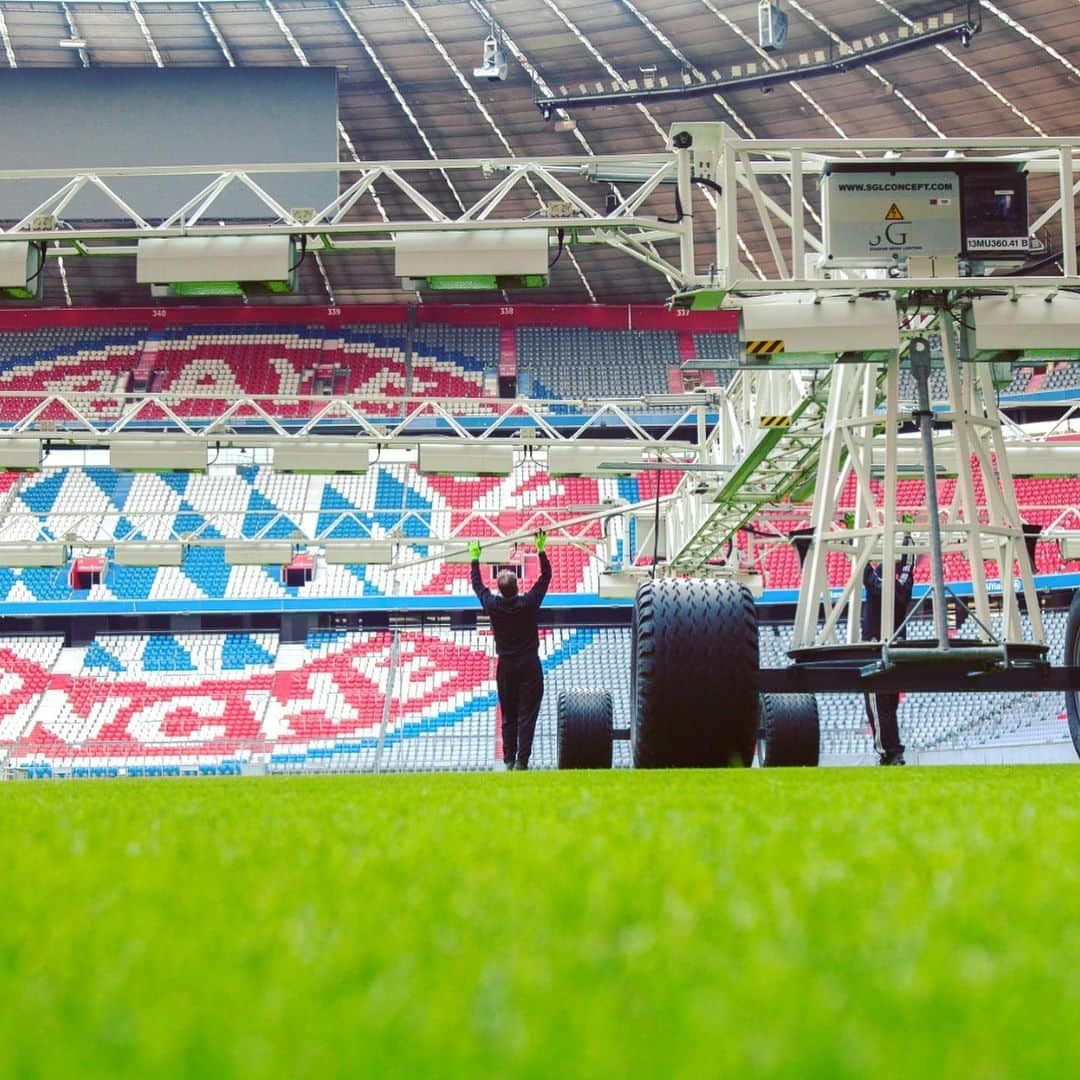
[129,1,164,68]
[785,0,946,137]
[867,0,1045,135]
[0,3,17,68]
[197,0,234,66]
[332,0,465,216]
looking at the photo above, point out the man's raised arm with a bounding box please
[469,540,491,609]
[526,531,552,607]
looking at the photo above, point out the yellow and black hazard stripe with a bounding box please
[759,415,792,429]
[744,339,785,355]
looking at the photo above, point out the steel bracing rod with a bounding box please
[389,496,676,572]
[792,363,869,649]
[0,390,715,445]
[1,495,675,559]
[975,360,1044,646]
[0,499,623,547]
[910,342,952,652]
[940,334,994,639]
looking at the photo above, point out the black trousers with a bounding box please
[864,692,905,761]
[496,652,544,767]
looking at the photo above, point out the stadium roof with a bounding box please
[0,0,1076,306]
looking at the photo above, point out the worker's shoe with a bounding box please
[514,762,529,771]
[879,751,906,766]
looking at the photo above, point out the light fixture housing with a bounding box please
[137,236,298,298]
[473,34,508,82]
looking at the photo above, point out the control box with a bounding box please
[822,163,1029,267]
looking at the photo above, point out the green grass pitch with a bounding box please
[0,767,1076,1076]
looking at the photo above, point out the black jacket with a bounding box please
[862,539,916,642]
[471,551,552,658]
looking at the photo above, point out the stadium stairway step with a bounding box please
[302,476,327,541]
[110,472,135,511]
[273,643,310,672]
[54,646,87,676]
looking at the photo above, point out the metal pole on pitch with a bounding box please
[909,335,951,652]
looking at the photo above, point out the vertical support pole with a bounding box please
[1061,147,1077,280]
[880,353,900,643]
[676,144,696,283]
[941,326,994,638]
[696,403,707,464]
[848,363,880,644]
[720,129,743,286]
[909,337,951,650]
[791,148,805,281]
[405,301,416,396]
[793,363,856,649]
[375,630,401,773]
[975,362,1045,647]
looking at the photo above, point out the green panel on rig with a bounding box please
[167,280,246,298]
[424,274,549,291]
[426,275,499,291]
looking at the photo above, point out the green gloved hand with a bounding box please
[535,530,547,554]
[468,539,482,560]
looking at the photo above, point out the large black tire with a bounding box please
[632,578,759,768]
[758,693,820,767]
[1064,591,1080,760]
[557,689,614,769]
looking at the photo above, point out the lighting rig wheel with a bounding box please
[556,689,614,769]
[1064,591,1080,760]
[757,693,820,767]
[632,578,759,768]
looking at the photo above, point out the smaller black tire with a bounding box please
[758,693,820,767]
[557,689,614,769]
[1064,590,1080,760]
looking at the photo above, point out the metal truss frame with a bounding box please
[0,389,712,448]
[0,498,630,553]
[791,305,1045,663]
[0,153,690,284]
[2,131,1076,298]
[680,127,1080,298]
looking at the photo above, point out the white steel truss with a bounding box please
[0,390,715,447]
[792,311,1045,658]
[0,131,1076,297]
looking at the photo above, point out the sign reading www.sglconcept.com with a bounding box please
[822,169,962,264]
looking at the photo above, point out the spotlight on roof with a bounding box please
[473,32,508,82]
[57,38,87,50]
[758,1,788,52]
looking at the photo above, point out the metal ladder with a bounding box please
[661,366,838,576]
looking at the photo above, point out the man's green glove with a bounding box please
[468,540,482,560]
[535,530,547,554]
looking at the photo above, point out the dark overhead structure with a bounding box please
[0,0,1072,307]
[535,3,982,115]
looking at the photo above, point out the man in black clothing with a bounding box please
[862,535,917,766]
[470,531,552,771]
